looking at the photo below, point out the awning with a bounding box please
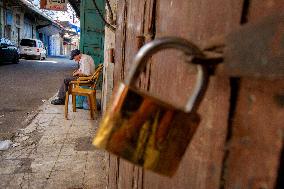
[19,0,54,23]
[18,0,65,31]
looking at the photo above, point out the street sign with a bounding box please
[40,0,68,11]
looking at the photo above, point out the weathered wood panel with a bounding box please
[138,0,155,91]
[142,0,242,188]
[110,1,127,188]
[112,0,153,188]
[110,0,284,189]
[107,154,119,189]
[118,0,148,188]
[149,0,243,107]
[122,0,145,75]
[224,79,284,189]
[224,1,284,188]
[143,76,231,188]
[113,0,127,87]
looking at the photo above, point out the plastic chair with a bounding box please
[65,64,103,119]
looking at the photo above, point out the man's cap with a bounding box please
[70,49,80,60]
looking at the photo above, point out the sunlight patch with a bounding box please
[38,60,58,63]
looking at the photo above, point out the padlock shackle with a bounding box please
[125,37,209,113]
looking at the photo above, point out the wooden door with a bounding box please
[80,0,105,66]
[108,0,284,188]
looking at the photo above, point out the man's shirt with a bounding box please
[78,54,95,76]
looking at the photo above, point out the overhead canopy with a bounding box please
[19,0,53,26]
[17,0,65,32]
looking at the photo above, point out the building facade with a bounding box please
[0,0,79,57]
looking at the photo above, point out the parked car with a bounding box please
[0,37,19,64]
[19,38,47,60]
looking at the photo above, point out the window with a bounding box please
[4,25,11,39]
[15,14,20,26]
[20,39,36,47]
[5,11,13,26]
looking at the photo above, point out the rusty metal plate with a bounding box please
[224,11,284,78]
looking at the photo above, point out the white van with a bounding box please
[19,38,47,60]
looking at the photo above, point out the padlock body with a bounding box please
[93,83,200,177]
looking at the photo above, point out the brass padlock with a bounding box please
[93,37,209,177]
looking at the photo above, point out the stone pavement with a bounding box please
[0,96,108,189]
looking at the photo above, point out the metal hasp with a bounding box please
[224,11,284,78]
[125,37,210,113]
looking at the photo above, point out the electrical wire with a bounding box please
[92,0,116,32]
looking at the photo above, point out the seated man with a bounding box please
[51,49,95,105]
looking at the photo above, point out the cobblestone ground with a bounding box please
[0,96,108,189]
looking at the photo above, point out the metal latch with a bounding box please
[193,11,284,78]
